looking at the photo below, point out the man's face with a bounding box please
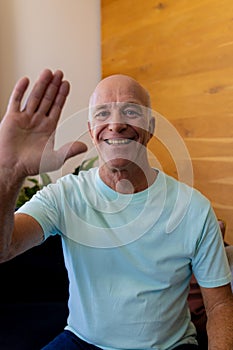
[88,75,154,170]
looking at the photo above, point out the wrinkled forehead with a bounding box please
[89,76,151,108]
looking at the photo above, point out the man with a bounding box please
[0,69,232,350]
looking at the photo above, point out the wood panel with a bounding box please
[102,0,233,244]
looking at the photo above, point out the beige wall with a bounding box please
[102,0,233,244]
[0,0,101,178]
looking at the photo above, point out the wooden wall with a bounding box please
[101,0,233,244]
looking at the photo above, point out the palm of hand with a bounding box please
[0,69,87,177]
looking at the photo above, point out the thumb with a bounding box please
[54,141,88,170]
[59,141,88,162]
[40,141,88,173]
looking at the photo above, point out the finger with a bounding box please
[24,69,55,115]
[48,80,70,122]
[7,77,30,113]
[36,70,64,116]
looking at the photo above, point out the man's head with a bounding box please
[88,74,155,170]
[89,74,151,112]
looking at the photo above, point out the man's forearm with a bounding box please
[0,168,24,262]
[207,296,233,349]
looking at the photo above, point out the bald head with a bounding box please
[89,74,151,115]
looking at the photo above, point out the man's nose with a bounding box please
[108,111,127,132]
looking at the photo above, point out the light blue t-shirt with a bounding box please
[18,169,231,350]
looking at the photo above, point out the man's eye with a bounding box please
[94,111,110,120]
[123,109,142,118]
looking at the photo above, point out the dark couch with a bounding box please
[0,235,69,350]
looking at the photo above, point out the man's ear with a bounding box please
[88,121,93,138]
[149,117,155,137]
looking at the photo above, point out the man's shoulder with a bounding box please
[160,171,211,209]
[161,171,205,194]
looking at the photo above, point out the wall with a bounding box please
[102,0,233,244]
[0,0,101,179]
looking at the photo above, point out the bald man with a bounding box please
[0,70,232,350]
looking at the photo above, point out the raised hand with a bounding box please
[0,69,87,178]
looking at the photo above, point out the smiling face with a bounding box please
[88,75,154,171]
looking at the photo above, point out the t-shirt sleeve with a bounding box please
[191,205,232,288]
[225,245,233,291]
[17,183,62,240]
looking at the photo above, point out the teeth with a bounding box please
[106,139,132,145]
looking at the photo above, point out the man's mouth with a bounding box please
[104,138,134,145]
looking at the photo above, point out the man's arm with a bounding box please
[200,284,233,350]
[0,69,87,262]
[0,169,44,262]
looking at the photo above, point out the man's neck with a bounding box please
[99,162,158,194]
